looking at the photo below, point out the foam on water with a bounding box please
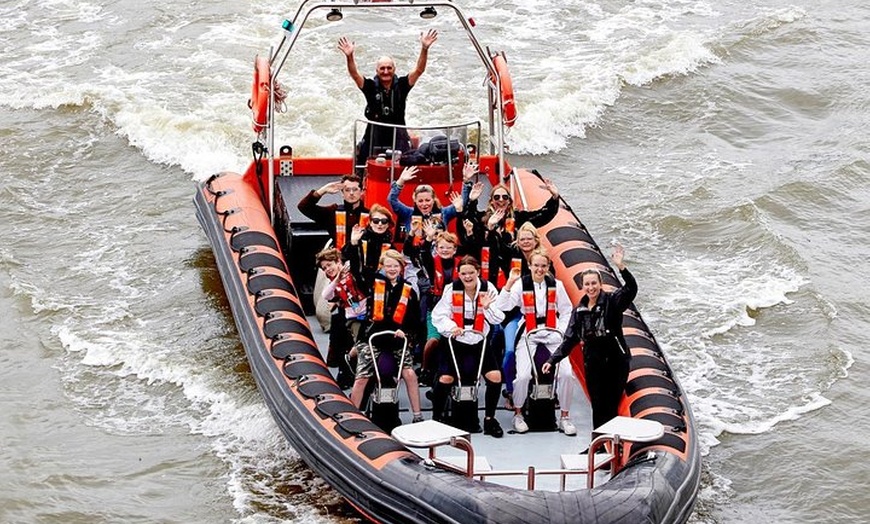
[0,0,808,182]
[624,204,847,457]
[45,267,331,519]
[1,1,850,521]
[0,0,735,177]
[655,254,809,337]
[0,116,339,520]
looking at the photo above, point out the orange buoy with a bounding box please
[492,53,517,127]
[250,56,271,133]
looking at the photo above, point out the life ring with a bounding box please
[492,54,517,127]
[250,55,271,133]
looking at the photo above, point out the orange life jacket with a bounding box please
[335,210,346,249]
[362,239,391,269]
[451,280,487,332]
[335,209,368,250]
[521,275,557,332]
[372,277,413,324]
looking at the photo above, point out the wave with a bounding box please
[616,188,847,457]
[0,1,804,176]
[718,392,830,436]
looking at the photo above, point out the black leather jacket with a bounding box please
[549,267,638,364]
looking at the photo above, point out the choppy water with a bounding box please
[1,0,867,522]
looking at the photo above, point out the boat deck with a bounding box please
[307,315,608,492]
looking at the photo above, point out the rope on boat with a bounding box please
[251,141,269,210]
[272,81,288,114]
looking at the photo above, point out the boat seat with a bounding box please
[583,416,665,488]
[593,416,665,443]
[391,420,470,449]
[392,420,488,479]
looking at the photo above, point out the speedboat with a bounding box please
[194,1,701,522]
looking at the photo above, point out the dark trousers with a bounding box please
[584,352,630,430]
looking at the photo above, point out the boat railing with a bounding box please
[352,119,482,185]
[430,456,616,491]
[392,420,615,491]
[394,417,665,491]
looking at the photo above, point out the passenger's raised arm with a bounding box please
[395,165,419,188]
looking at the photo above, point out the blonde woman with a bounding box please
[496,249,577,435]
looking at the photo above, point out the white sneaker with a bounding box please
[512,414,529,434]
[559,417,577,436]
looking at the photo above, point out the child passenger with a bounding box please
[316,248,362,389]
[414,230,461,380]
[351,249,424,423]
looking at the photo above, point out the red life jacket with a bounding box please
[334,272,365,307]
[451,280,487,332]
[432,255,461,297]
[521,275,557,332]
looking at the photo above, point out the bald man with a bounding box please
[338,29,438,168]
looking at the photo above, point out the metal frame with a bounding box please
[367,329,408,404]
[257,0,512,223]
[351,119,483,184]
[447,328,487,402]
[522,326,564,400]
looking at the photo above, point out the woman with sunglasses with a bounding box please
[460,163,561,289]
[342,203,396,295]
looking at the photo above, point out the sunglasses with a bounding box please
[492,194,510,201]
[370,217,390,225]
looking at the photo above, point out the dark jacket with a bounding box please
[363,275,421,342]
[297,191,369,246]
[465,193,560,236]
[342,228,394,294]
[549,267,638,364]
[465,195,559,286]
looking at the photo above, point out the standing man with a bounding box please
[338,29,438,166]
